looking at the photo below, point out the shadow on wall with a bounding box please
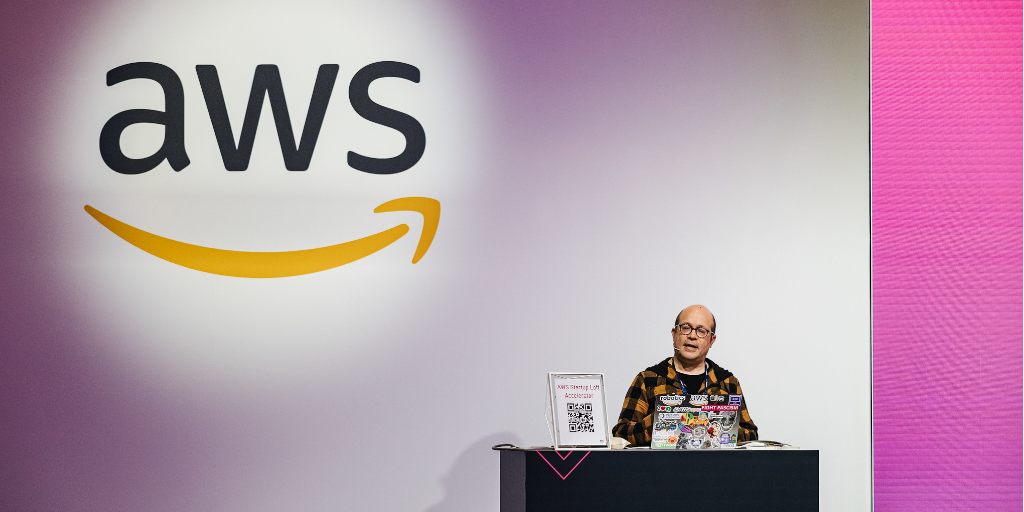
[423,432,523,512]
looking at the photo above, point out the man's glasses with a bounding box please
[674,324,714,338]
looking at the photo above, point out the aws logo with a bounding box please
[88,61,438,278]
[688,395,709,406]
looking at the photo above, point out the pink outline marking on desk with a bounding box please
[535,450,591,480]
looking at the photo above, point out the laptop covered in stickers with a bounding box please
[651,394,743,449]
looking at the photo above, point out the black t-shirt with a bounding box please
[678,372,705,394]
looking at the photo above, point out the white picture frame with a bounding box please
[547,373,610,449]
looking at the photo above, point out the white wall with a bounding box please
[34,0,869,510]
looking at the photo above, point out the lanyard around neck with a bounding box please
[675,361,709,396]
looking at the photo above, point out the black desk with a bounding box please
[499,448,817,512]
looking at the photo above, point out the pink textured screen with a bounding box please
[872,1,1022,510]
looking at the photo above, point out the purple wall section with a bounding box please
[0,3,232,510]
[872,1,1022,510]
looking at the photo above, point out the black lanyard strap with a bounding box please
[675,361,709,396]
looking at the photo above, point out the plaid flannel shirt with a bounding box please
[612,357,758,446]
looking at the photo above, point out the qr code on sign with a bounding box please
[567,403,595,433]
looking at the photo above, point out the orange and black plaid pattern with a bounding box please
[611,357,758,446]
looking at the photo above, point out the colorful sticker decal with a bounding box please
[652,395,741,450]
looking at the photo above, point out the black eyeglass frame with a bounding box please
[673,323,715,338]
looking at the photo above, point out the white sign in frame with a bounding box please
[547,373,610,449]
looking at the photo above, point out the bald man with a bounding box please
[611,305,758,446]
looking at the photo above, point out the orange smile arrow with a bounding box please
[84,197,440,278]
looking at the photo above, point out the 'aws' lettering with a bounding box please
[98,61,426,175]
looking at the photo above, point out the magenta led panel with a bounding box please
[872,1,1023,510]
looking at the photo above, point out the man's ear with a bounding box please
[708,334,717,347]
